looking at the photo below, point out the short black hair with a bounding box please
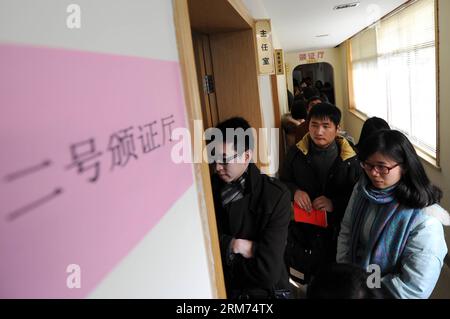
[358,130,442,208]
[211,117,254,154]
[302,87,320,100]
[307,263,383,299]
[357,117,390,149]
[291,100,308,120]
[307,102,341,127]
[307,95,323,108]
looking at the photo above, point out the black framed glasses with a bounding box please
[360,161,402,175]
[210,153,240,166]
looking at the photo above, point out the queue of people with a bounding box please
[207,101,449,299]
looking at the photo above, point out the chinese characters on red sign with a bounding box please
[299,51,325,63]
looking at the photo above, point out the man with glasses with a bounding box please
[208,117,291,299]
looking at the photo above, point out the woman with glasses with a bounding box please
[337,130,450,298]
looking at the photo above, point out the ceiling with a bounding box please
[260,0,408,52]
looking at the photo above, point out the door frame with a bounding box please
[173,0,225,298]
[173,0,260,299]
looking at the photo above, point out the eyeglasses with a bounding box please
[360,161,402,175]
[210,153,240,166]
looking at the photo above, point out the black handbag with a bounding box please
[285,222,335,285]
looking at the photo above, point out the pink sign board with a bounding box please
[0,44,193,298]
[299,51,325,62]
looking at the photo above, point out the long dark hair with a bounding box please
[356,117,390,150]
[358,130,442,208]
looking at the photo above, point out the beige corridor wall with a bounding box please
[241,0,287,176]
[339,0,450,298]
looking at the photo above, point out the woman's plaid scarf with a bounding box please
[349,176,419,274]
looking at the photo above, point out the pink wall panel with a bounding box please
[0,44,193,298]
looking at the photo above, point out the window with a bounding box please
[349,0,438,159]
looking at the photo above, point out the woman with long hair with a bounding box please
[337,130,449,298]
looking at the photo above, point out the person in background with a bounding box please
[356,117,390,151]
[209,117,292,299]
[315,80,324,91]
[337,130,449,299]
[322,82,335,104]
[287,89,294,112]
[304,77,313,87]
[293,81,302,100]
[301,87,320,102]
[282,100,308,150]
[306,96,323,113]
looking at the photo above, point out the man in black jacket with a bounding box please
[280,103,362,285]
[209,117,291,299]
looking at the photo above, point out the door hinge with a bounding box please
[203,75,215,94]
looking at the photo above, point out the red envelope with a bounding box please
[293,202,328,228]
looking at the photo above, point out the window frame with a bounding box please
[346,0,440,168]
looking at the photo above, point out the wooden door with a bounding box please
[192,32,219,129]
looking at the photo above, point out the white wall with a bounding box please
[242,0,288,176]
[0,0,179,61]
[89,185,212,298]
[0,0,214,298]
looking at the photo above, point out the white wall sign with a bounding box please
[255,19,274,74]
